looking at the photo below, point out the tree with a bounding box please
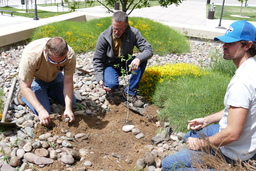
[97,0,183,15]
[237,0,248,15]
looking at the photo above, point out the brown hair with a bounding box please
[240,40,256,57]
[45,37,68,57]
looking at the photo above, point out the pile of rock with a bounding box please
[122,122,187,171]
[1,111,93,170]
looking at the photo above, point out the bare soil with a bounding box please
[33,103,159,171]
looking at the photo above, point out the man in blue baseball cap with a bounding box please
[162,20,256,170]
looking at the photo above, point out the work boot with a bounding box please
[123,92,144,108]
[106,91,121,105]
[14,88,25,106]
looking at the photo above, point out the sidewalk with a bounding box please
[73,2,229,39]
[0,0,256,47]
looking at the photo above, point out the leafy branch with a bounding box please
[114,54,136,123]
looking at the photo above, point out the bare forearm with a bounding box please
[198,108,247,149]
[21,85,45,113]
[63,75,75,122]
[207,107,247,147]
[207,129,236,147]
[204,109,224,124]
[188,128,237,150]
[63,80,73,110]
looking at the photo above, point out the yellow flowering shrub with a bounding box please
[139,63,208,101]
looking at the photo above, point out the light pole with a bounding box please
[34,0,39,20]
[217,0,225,29]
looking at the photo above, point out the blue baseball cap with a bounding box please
[214,20,256,43]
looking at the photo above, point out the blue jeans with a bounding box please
[162,124,235,171]
[103,57,147,96]
[184,124,220,141]
[22,72,76,115]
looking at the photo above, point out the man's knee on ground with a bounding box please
[105,81,119,90]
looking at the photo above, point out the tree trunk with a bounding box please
[240,2,242,15]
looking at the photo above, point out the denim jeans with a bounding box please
[103,56,147,96]
[22,72,76,115]
[184,124,220,141]
[162,124,235,171]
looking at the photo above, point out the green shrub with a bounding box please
[152,71,231,133]
[31,17,190,55]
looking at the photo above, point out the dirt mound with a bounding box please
[33,103,159,171]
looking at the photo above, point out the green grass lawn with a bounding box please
[210,4,256,22]
[0,6,68,18]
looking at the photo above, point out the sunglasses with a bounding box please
[113,28,126,32]
[48,55,67,65]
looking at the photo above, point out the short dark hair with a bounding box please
[45,37,68,57]
[240,40,256,57]
[113,11,128,24]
